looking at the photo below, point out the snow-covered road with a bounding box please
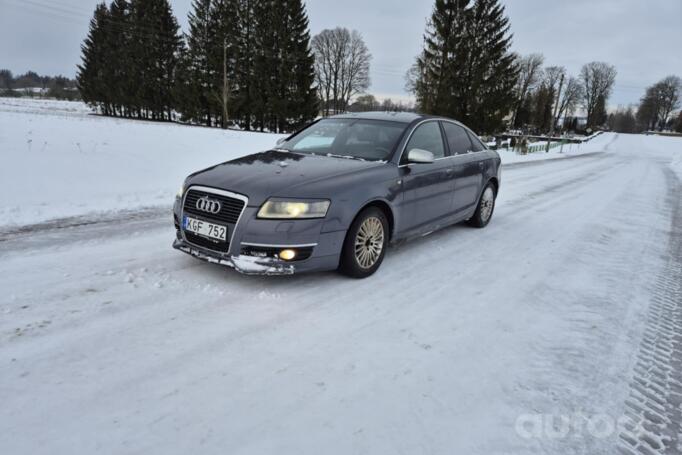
[1,133,681,454]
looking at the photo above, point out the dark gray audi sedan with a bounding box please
[173,112,501,278]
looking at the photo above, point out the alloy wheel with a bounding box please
[354,216,385,269]
[480,187,495,222]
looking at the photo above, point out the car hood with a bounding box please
[186,150,385,205]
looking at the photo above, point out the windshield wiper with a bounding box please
[325,153,366,162]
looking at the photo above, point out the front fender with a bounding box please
[321,183,401,234]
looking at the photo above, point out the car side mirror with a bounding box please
[275,137,287,146]
[407,148,435,164]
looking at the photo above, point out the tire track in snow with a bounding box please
[503,157,670,454]
[618,167,682,455]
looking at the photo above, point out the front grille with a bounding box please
[181,188,247,254]
[183,189,246,224]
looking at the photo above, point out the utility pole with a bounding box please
[222,37,230,129]
[547,73,564,152]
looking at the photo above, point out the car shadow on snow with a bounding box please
[177,220,486,288]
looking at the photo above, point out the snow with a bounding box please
[496,133,615,164]
[1,99,624,229]
[0,98,285,228]
[1,100,682,454]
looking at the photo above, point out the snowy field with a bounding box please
[0,98,609,229]
[0,98,285,227]
[1,99,682,454]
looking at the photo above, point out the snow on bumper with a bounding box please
[173,240,295,275]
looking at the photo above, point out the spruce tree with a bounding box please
[411,0,518,133]
[106,0,131,117]
[233,0,257,130]
[156,0,183,120]
[129,0,182,120]
[249,0,280,131]
[465,0,517,132]
[77,3,112,115]
[178,0,215,125]
[280,0,317,131]
[413,0,469,117]
[210,0,240,128]
[251,0,317,132]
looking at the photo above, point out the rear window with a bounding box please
[441,122,472,155]
[467,131,486,152]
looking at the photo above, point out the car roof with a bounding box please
[328,111,427,124]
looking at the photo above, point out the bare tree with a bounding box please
[543,66,566,94]
[555,76,582,125]
[512,53,544,126]
[312,28,371,115]
[657,75,682,126]
[580,61,617,127]
[542,66,566,135]
[349,94,379,112]
[637,75,682,130]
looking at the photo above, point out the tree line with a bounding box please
[405,0,626,135]
[0,70,79,100]
[78,0,317,132]
[509,56,617,134]
[75,0,681,135]
[632,76,682,132]
[604,76,682,134]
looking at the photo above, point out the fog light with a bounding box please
[279,249,297,261]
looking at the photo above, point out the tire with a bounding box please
[468,182,497,228]
[339,207,389,278]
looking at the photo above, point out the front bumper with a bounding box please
[174,195,345,275]
[173,240,296,275]
[173,238,343,275]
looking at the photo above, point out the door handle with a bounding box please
[446,168,454,174]
[478,162,485,169]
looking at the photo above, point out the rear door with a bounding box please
[441,121,485,215]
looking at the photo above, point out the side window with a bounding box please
[467,131,486,152]
[404,122,445,160]
[442,122,473,155]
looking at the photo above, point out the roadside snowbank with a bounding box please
[0,99,285,227]
[3,99,675,229]
[497,132,615,164]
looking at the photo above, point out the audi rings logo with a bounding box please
[196,196,222,214]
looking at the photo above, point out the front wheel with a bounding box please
[468,183,496,228]
[339,207,388,278]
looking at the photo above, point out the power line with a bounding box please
[3,0,184,42]
[3,0,322,65]
[0,0,668,92]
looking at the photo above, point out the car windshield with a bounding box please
[280,119,406,161]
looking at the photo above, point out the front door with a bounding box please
[398,121,454,233]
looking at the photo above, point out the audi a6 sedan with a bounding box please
[173,112,501,278]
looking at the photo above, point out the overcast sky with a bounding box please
[1,0,680,107]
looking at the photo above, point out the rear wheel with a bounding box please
[339,207,388,278]
[468,183,496,228]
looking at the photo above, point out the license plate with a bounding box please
[183,216,228,242]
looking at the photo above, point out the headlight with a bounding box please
[258,199,330,219]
